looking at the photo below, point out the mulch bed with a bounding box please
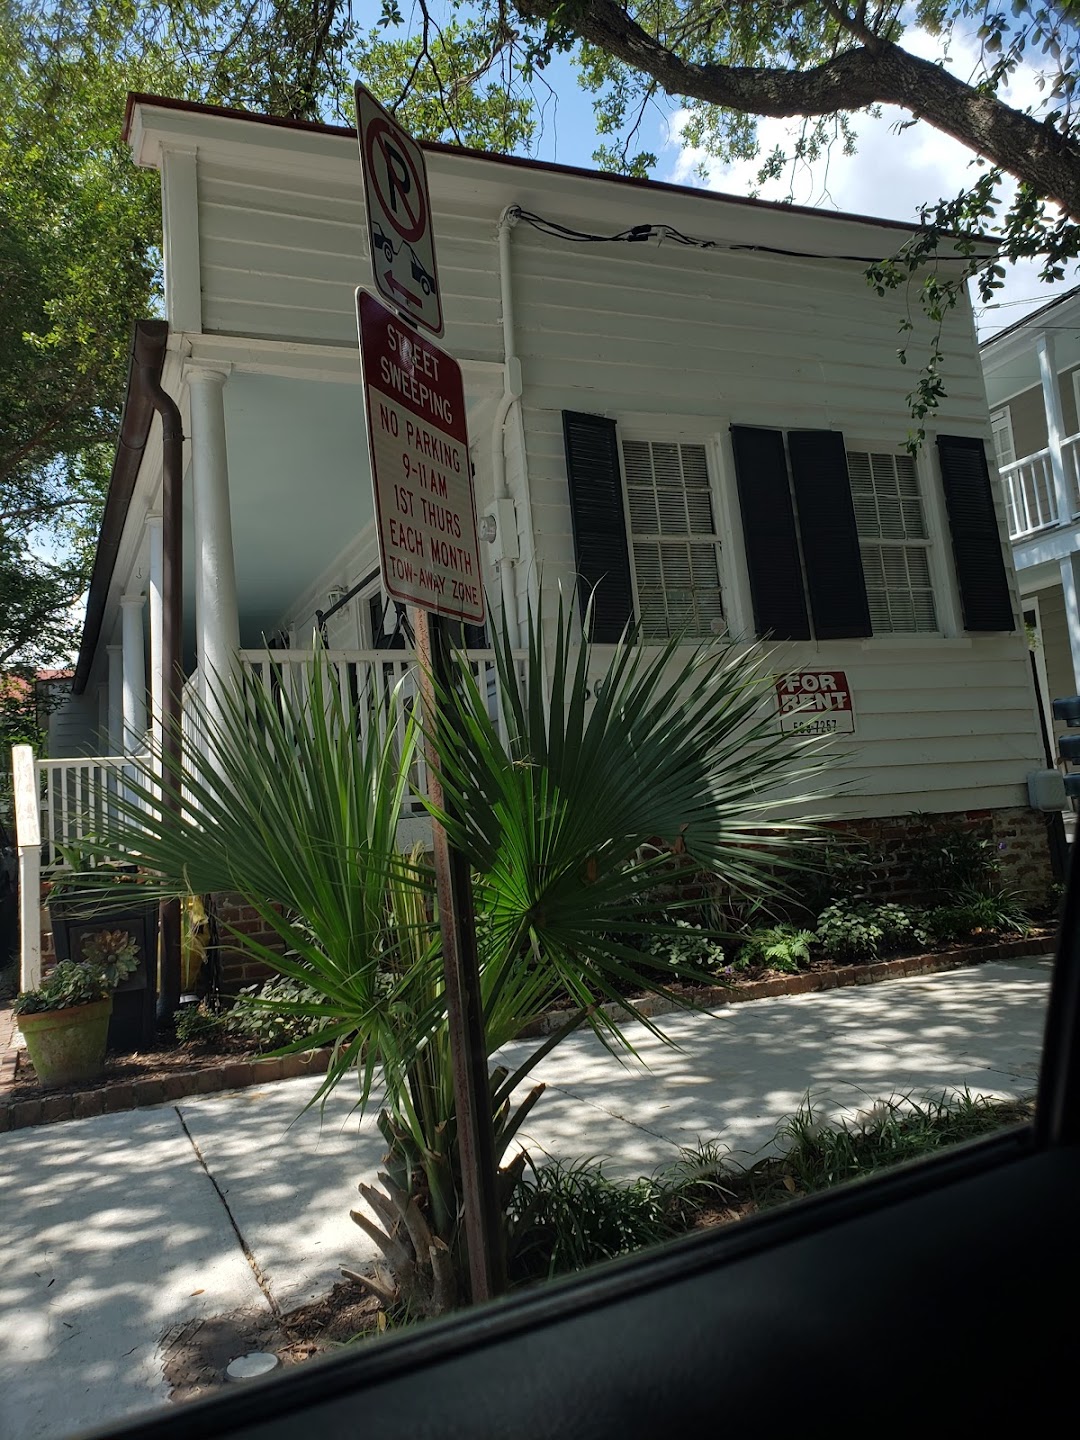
[0,929,1055,1134]
[9,1035,255,1096]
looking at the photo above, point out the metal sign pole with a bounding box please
[413,606,504,1303]
[354,78,500,1305]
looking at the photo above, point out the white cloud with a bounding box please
[661,23,1074,339]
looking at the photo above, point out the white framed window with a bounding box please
[990,406,1016,471]
[847,449,938,634]
[621,438,724,640]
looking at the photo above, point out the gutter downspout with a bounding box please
[138,349,184,1025]
[489,207,524,642]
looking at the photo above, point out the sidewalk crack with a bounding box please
[174,1106,282,1322]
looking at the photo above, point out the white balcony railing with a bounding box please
[1002,431,1080,541]
[26,648,527,861]
[238,647,526,806]
[1001,447,1057,539]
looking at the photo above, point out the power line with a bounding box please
[507,205,960,265]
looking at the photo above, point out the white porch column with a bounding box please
[1037,332,1073,524]
[187,366,241,714]
[120,594,148,753]
[1060,550,1080,696]
[107,643,124,756]
[147,513,164,756]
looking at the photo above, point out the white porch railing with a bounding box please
[1063,432,1080,515]
[38,754,151,868]
[1002,430,1080,541]
[238,647,527,809]
[1001,447,1057,539]
[11,648,528,986]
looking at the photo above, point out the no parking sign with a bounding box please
[355,81,444,336]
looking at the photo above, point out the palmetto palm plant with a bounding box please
[82,604,827,1315]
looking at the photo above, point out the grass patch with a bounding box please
[746,1090,1035,1207]
[506,1091,1034,1285]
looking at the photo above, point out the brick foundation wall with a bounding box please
[211,892,284,991]
[825,805,1056,904]
[31,804,1056,996]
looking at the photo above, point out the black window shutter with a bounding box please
[787,430,872,640]
[562,411,635,641]
[937,435,1016,632]
[730,425,810,640]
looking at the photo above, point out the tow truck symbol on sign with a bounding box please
[409,250,436,297]
[372,223,438,308]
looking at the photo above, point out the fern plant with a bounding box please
[735,924,815,973]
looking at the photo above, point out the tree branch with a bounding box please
[0,367,103,485]
[515,0,1080,220]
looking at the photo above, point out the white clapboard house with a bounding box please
[15,91,1058,981]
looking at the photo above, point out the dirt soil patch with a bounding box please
[161,1285,384,1403]
[276,1283,385,1361]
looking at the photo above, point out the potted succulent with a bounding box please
[14,933,140,1088]
[47,853,159,1051]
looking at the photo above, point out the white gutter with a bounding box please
[488,206,525,642]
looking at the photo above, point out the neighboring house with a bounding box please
[980,286,1080,761]
[32,93,1056,908]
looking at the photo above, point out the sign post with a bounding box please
[354,82,502,1304]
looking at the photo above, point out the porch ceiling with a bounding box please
[183,371,375,649]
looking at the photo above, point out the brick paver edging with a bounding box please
[0,1049,331,1134]
[0,933,1052,1134]
[515,933,1054,1038]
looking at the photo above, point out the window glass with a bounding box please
[847,449,937,633]
[622,439,723,639]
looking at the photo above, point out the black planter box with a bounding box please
[48,890,159,1052]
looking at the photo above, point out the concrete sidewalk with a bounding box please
[0,958,1053,1440]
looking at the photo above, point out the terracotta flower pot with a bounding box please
[18,997,113,1089]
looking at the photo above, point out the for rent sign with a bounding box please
[775,670,855,735]
[357,288,485,625]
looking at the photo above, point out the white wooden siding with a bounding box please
[145,116,1043,820]
[197,157,503,360]
[45,691,102,760]
[503,224,1037,819]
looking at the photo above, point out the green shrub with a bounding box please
[815,901,928,961]
[14,933,140,1017]
[15,961,104,1015]
[642,919,725,976]
[925,886,1031,942]
[906,825,999,901]
[765,1092,1032,1202]
[227,975,331,1051]
[174,1002,229,1046]
[507,1157,678,1284]
[789,839,892,917]
[176,978,335,1051]
[735,924,815,973]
